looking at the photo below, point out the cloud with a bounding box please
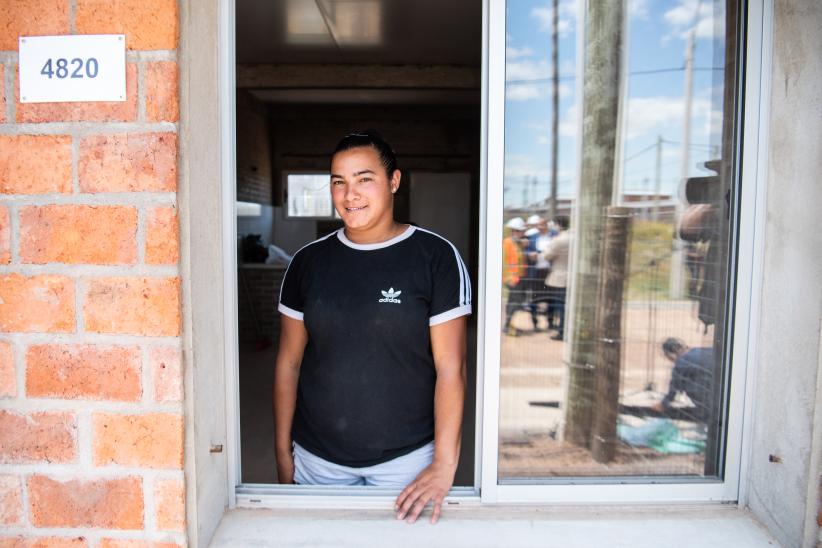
[506,45,534,59]
[524,121,551,132]
[504,153,546,180]
[628,0,650,20]
[624,95,711,139]
[507,59,550,81]
[506,82,571,102]
[706,108,724,141]
[506,59,550,101]
[663,0,720,40]
[530,0,577,37]
[505,59,573,101]
[507,85,544,101]
[559,104,580,138]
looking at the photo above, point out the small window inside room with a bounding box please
[233,0,482,490]
[284,172,338,218]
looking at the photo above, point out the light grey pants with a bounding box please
[293,441,434,487]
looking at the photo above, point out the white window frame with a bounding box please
[220,0,771,508]
[480,0,768,503]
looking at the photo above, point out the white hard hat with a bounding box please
[506,217,526,231]
[527,214,543,225]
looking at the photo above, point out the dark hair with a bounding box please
[554,215,570,230]
[332,129,398,177]
[662,337,686,357]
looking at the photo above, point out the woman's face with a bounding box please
[330,146,400,233]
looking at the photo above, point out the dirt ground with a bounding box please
[498,300,715,479]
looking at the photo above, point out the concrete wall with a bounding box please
[746,1,822,546]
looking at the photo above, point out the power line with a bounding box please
[623,142,657,162]
[505,66,722,86]
[625,140,719,163]
[506,74,576,85]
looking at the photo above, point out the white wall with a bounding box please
[746,1,822,546]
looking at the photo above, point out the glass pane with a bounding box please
[499,0,738,480]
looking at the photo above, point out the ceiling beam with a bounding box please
[236,64,480,89]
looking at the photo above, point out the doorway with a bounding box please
[233,0,482,488]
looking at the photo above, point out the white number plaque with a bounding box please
[19,35,126,103]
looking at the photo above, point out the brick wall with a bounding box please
[236,91,272,205]
[0,2,185,547]
[237,266,284,345]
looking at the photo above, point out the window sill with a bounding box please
[210,504,778,547]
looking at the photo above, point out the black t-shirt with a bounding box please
[278,226,472,467]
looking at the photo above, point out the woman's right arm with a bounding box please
[273,315,308,484]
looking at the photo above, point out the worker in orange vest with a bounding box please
[503,217,527,336]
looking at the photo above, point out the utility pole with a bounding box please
[522,175,528,208]
[591,206,632,463]
[652,134,662,222]
[564,0,624,448]
[670,32,694,299]
[549,0,560,221]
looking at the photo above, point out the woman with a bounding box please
[274,130,471,524]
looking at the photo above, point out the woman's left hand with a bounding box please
[394,459,457,524]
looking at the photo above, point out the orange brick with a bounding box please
[79,133,177,193]
[0,275,75,333]
[145,207,179,265]
[93,413,183,469]
[0,537,87,548]
[0,411,75,464]
[0,475,23,526]
[17,65,137,123]
[0,0,70,51]
[150,346,182,402]
[98,540,181,548]
[26,344,141,401]
[28,475,143,529]
[19,205,138,265]
[0,342,14,398]
[0,206,9,264]
[76,0,178,50]
[84,277,180,336]
[154,478,184,532]
[146,62,179,122]
[0,66,5,124]
[0,135,72,195]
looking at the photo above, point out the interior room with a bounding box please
[233,0,482,487]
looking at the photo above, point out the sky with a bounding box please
[503,0,728,207]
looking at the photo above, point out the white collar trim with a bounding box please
[336,225,416,250]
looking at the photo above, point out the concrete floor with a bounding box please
[209,505,780,547]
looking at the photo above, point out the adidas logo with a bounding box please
[379,287,402,304]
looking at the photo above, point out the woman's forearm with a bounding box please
[272,316,308,461]
[433,368,465,467]
[274,358,300,458]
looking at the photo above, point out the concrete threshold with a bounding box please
[209,504,780,547]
